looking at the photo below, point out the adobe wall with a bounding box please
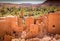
[25,16,34,27]
[47,13,60,34]
[0,16,24,38]
[0,12,60,40]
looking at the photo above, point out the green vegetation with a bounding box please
[0,6,60,18]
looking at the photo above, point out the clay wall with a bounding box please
[47,13,60,34]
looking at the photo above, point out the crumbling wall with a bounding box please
[47,13,60,34]
[0,16,24,41]
[0,12,60,41]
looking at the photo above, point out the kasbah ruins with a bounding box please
[0,0,60,41]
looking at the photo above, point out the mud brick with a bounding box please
[18,25,24,32]
[36,19,42,25]
[7,16,19,32]
[25,16,34,27]
[6,16,18,27]
[11,21,23,33]
[0,17,7,29]
[25,24,40,38]
[18,18,24,32]
[11,21,19,32]
[0,18,7,37]
[29,24,39,34]
[5,16,18,29]
[18,18,23,26]
[47,13,60,34]
[6,16,18,22]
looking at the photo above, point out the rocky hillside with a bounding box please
[40,0,60,7]
[0,3,38,8]
[0,0,60,8]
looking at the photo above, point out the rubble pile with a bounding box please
[12,34,60,41]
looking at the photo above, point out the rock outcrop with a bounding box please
[40,0,60,6]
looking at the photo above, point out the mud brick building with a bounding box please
[47,12,60,34]
[0,12,60,41]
